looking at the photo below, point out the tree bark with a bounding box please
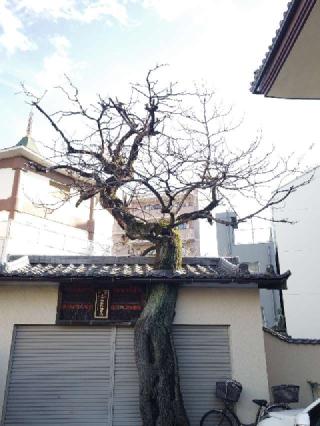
[134,231,190,426]
[134,283,189,426]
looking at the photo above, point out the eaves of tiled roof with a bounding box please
[0,255,290,290]
[264,327,320,345]
[251,0,316,95]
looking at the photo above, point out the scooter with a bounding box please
[258,398,320,426]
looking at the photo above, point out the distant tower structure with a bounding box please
[16,108,40,154]
[216,211,282,329]
[26,109,33,137]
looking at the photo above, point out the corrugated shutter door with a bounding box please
[113,328,140,426]
[174,325,231,426]
[2,326,114,426]
[111,325,231,426]
[2,325,231,426]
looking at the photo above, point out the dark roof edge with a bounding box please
[0,271,290,290]
[264,327,320,344]
[251,0,316,95]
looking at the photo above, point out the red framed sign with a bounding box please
[57,283,145,323]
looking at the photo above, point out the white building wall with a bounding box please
[0,212,9,261]
[0,168,112,257]
[4,212,92,256]
[17,170,90,227]
[273,169,320,338]
[0,169,14,199]
[92,205,113,255]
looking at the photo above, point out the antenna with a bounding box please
[250,218,255,244]
[26,108,34,138]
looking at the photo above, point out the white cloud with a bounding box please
[16,0,129,25]
[76,0,128,25]
[0,0,36,53]
[50,35,71,51]
[0,0,129,54]
[15,0,77,20]
[143,0,203,21]
[35,35,81,89]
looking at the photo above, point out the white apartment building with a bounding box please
[272,168,320,338]
[112,193,200,256]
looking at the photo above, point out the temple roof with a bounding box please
[0,255,290,289]
[16,135,40,154]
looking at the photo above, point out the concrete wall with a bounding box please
[175,287,269,422]
[264,330,320,408]
[0,284,58,412]
[0,284,268,423]
[273,169,320,338]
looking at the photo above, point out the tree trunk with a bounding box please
[134,231,190,426]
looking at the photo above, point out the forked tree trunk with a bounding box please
[134,232,190,426]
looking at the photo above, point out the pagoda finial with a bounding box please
[15,108,40,154]
[26,108,33,138]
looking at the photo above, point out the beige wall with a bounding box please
[0,284,58,412]
[175,287,269,422]
[0,284,268,423]
[268,1,320,99]
[264,331,320,407]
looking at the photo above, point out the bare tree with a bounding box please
[24,66,311,426]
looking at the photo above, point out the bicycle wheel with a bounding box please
[200,409,233,426]
[267,404,290,412]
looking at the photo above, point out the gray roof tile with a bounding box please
[264,327,320,345]
[0,255,290,289]
[251,0,296,93]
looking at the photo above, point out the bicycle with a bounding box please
[200,380,291,426]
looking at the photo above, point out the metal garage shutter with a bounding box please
[2,326,114,426]
[112,325,231,426]
[2,325,231,426]
[113,328,140,426]
[174,325,231,425]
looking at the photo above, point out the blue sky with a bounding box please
[1,0,319,165]
[1,0,320,249]
[0,0,293,148]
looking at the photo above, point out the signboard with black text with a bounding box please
[58,284,145,323]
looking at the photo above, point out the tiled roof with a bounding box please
[16,135,40,155]
[0,255,289,289]
[264,327,320,345]
[251,0,297,93]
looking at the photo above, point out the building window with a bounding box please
[178,223,188,230]
[150,204,161,211]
